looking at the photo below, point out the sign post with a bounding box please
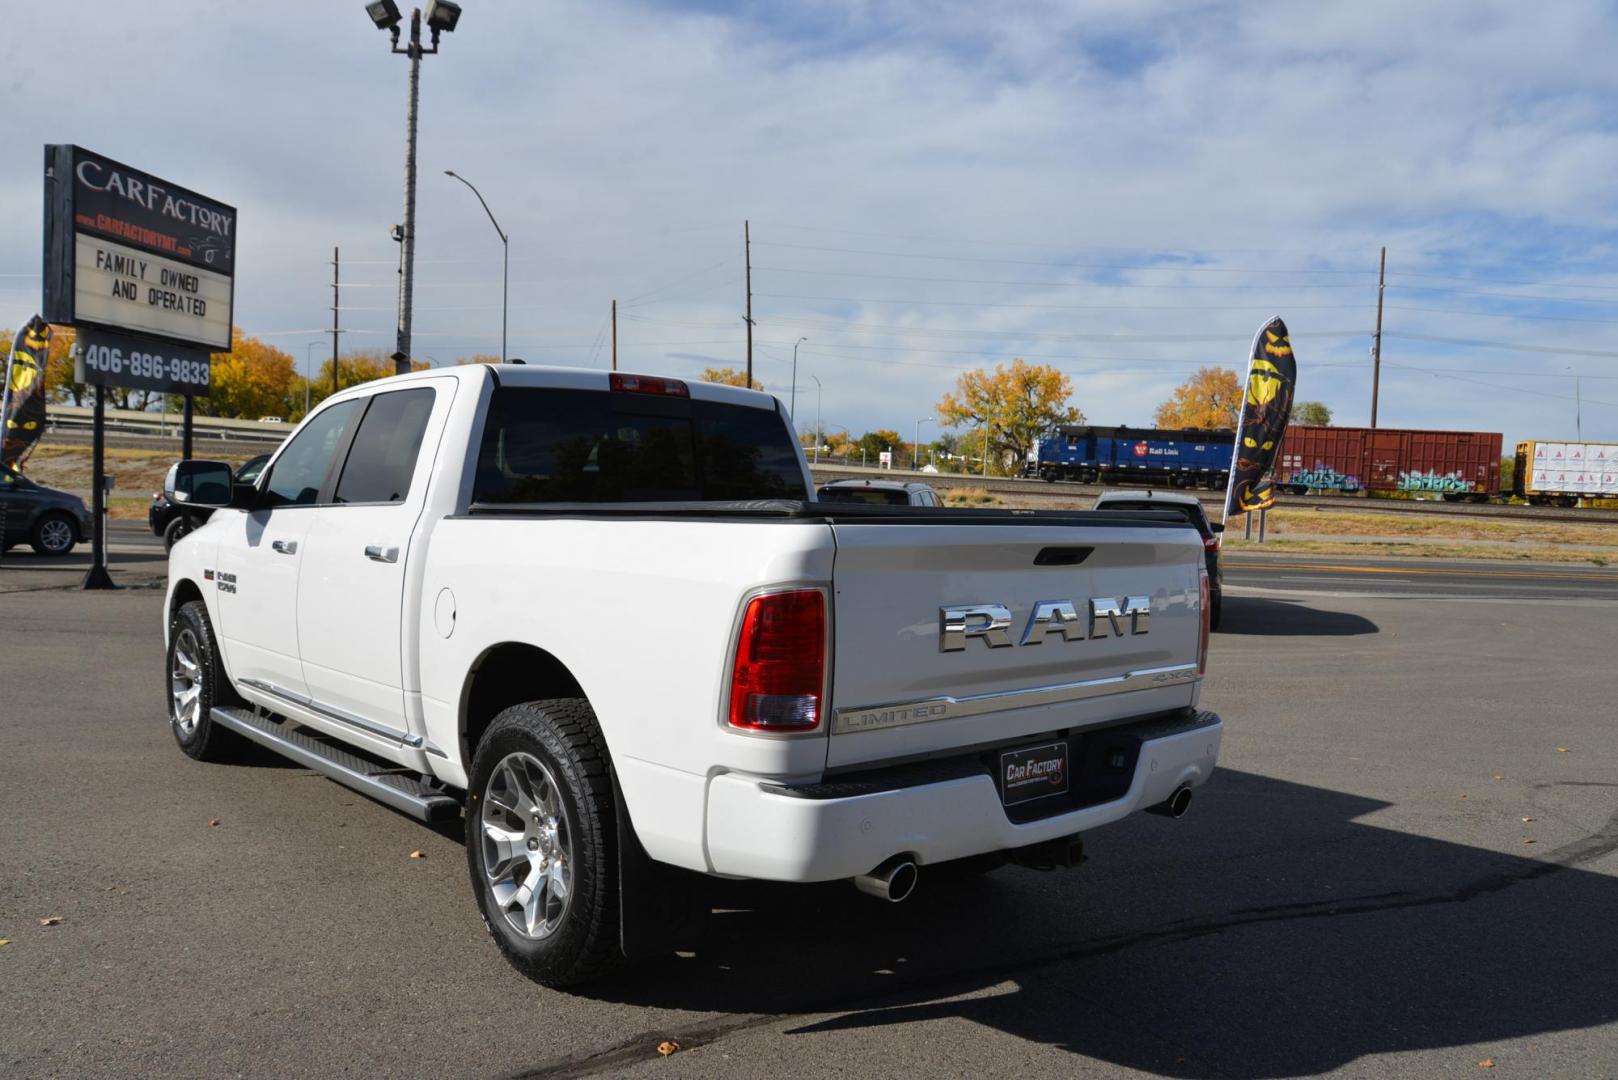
[42,145,235,589]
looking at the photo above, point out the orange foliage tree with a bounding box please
[936,359,1081,474]
[195,329,298,420]
[700,367,764,390]
[1154,366,1243,430]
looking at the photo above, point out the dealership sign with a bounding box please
[43,145,235,363]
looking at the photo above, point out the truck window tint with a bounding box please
[473,388,807,503]
[334,389,436,504]
[263,399,363,508]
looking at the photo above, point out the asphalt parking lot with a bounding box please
[4,570,1617,1077]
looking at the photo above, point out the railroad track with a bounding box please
[808,464,1618,525]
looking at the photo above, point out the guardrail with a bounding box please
[45,405,290,445]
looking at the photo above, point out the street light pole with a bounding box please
[367,1,464,375]
[445,170,509,363]
[811,375,822,464]
[790,336,806,418]
[914,417,933,471]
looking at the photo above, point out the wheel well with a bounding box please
[461,643,588,762]
[169,579,205,623]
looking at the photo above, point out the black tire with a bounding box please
[1210,589,1223,631]
[163,514,193,553]
[166,599,246,761]
[466,699,621,988]
[29,511,77,556]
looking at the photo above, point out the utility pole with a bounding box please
[1370,245,1385,429]
[331,246,342,397]
[744,220,754,386]
[790,336,806,418]
[444,170,508,363]
[611,299,617,371]
[811,374,822,464]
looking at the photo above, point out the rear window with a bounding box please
[473,387,807,503]
[818,486,910,506]
[1100,501,1209,534]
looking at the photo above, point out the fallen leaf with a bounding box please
[1478,1059,1495,1068]
[408,850,426,860]
[38,916,63,927]
[0,939,11,946]
[208,819,221,827]
[1523,838,1537,845]
[1459,793,1469,800]
[1521,817,1535,823]
[657,1041,680,1057]
[1491,773,1505,781]
[1556,747,1569,753]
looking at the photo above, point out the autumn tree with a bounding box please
[936,359,1080,474]
[296,349,432,416]
[194,329,298,420]
[1154,366,1242,430]
[853,429,901,464]
[1293,400,1332,426]
[700,367,764,390]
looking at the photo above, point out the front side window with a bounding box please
[473,388,806,504]
[334,388,436,504]
[263,399,363,508]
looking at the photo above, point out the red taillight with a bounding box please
[609,372,688,398]
[1203,534,1220,552]
[728,589,825,732]
[1197,568,1211,676]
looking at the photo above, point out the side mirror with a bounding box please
[1209,521,1225,533]
[164,460,234,508]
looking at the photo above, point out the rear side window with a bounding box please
[818,487,910,506]
[473,387,806,503]
[264,399,363,508]
[335,388,436,504]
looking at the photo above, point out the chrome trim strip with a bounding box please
[239,678,416,746]
[830,663,1200,735]
[423,740,450,759]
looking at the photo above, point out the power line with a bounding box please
[1384,331,1618,360]
[754,265,1373,290]
[751,240,1381,276]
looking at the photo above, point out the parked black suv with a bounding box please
[0,464,93,556]
[149,453,269,551]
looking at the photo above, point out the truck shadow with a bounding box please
[1217,595,1378,636]
[583,769,1618,1076]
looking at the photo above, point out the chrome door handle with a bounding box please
[364,544,399,563]
[271,540,298,555]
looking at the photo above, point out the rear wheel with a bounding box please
[166,600,246,761]
[30,512,76,556]
[467,699,621,988]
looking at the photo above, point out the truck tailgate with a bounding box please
[825,519,1204,769]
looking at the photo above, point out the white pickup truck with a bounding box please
[162,364,1220,987]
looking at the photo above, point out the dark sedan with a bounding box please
[1,464,94,556]
[149,453,269,551]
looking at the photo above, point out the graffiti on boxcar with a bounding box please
[1285,465,1361,491]
[1397,469,1473,493]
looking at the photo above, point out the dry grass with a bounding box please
[1231,537,1615,566]
[941,486,1003,507]
[1250,507,1618,547]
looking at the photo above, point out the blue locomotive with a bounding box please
[1024,426,1235,488]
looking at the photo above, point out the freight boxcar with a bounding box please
[1274,425,1503,501]
[1515,440,1618,506]
[1026,426,1234,487]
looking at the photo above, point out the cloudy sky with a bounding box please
[5,0,1617,446]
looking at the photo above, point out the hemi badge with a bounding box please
[204,569,215,580]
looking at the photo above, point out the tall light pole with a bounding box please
[1567,364,1583,442]
[365,0,464,375]
[445,170,508,363]
[811,374,822,464]
[914,417,933,471]
[790,336,807,418]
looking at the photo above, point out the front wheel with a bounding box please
[30,512,77,556]
[163,514,193,552]
[467,699,621,988]
[166,600,246,761]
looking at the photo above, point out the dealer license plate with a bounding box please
[999,741,1070,806]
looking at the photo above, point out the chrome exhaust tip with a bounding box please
[853,857,919,903]
[1146,785,1193,819]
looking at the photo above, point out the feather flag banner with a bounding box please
[2,316,51,470]
[1223,316,1297,520]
